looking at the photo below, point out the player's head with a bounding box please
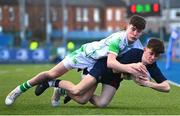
[142,38,164,65]
[126,15,146,44]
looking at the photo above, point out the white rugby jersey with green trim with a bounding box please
[82,30,143,60]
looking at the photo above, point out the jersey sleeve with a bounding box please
[108,38,121,56]
[147,62,167,83]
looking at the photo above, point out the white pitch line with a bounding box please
[168,80,180,87]
[0,70,9,74]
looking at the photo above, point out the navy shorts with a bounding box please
[82,58,123,89]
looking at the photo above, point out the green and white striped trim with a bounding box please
[20,81,32,92]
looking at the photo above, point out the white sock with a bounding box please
[48,80,56,87]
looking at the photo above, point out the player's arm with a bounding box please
[107,53,148,77]
[133,63,170,93]
[107,53,130,73]
[134,78,170,93]
[107,38,147,77]
[145,80,170,92]
[147,63,170,92]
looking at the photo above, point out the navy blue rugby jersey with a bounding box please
[116,48,167,83]
[88,48,167,83]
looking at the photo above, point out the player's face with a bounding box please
[142,48,160,65]
[126,24,143,44]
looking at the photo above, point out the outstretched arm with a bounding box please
[133,77,170,93]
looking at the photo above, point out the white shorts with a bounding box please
[62,47,96,71]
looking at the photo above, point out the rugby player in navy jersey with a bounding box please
[36,39,170,107]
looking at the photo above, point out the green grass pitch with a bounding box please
[0,64,180,115]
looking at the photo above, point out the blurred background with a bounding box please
[0,0,179,66]
[1,1,180,114]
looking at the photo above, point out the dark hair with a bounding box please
[147,38,165,55]
[129,15,146,30]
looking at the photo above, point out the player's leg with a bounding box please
[50,59,108,106]
[36,73,97,96]
[51,88,61,107]
[51,85,97,107]
[5,47,91,106]
[51,71,88,106]
[29,61,68,86]
[89,72,122,108]
[89,84,117,108]
[5,61,69,106]
[63,72,87,104]
[36,74,98,107]
[58,74,97,95]
[68,84,97,104]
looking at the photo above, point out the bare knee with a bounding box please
[77,98,89,105]
[95,100,109,108]
[78,95,90,104]
[70,89,81,95]
[96,103,108,108]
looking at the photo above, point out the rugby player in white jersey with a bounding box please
[5,15,147,106]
